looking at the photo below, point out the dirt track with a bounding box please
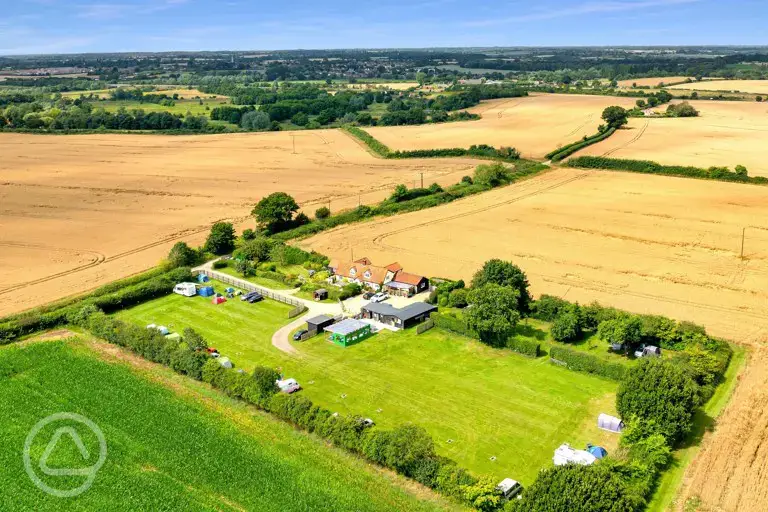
[299,167,768,344]
[0,130,480,316]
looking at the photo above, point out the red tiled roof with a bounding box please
[386,262,403,272]
[391,271,426,286]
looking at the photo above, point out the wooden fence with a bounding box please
[197,269,306,310]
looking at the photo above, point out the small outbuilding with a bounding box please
[597,413,625,433]
[212,296,227,305]
[325,318,372,347]
[198,286,214,297]
[360,301,437,330]
[306,314,335,333]
[313,288,329,301]
[173,282,197,297]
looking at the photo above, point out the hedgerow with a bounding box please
[546,127,617,162]
[506,336,540,357]
[568,156,768,185]
[0,267,192,344]
[549,346,628,381]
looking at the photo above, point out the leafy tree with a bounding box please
[252,192,299,233]
[235,258,255,277]
[380,424,436,476]
[291,112,309,126]
[240,110,271,131]
[735,165,748,178]
[183,327,208,351]
[471,259,532,314]
[598,315,643,349]
[511,462,643,512]
[204,222,236,255]
[616,358,700,446]
[465,284,521,347]
[757,96,763,102]
[460,477,503,512]
[636,99,646,108]
[473,163,512,188]
[235,237,273,262]
[251,366,280,402]
[551,309,582,342]
[315,206,331,219]
[448,288,469,308]
[167,241,199,267]
[391,184,409,201]
[666,102,699,117]
[602,106,628,128]
[242,228,256,241]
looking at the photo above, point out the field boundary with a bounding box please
[567,155,768,185]
[545,127,617,162]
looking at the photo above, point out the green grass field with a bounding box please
[85,98,231,117]
[117,290,619,484]
[217,265,297,290]
[0,339,451,511]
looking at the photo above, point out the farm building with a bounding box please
[173,282,197,297]
[324,318,372,347]
[328,257,428,295]
[306,314,335,333]
[313,288,328,301]
[597,413,625,433]
[360,302,437,330]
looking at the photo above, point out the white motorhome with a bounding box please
[173,282,197,297]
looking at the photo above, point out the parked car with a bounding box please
[293,329,308,341]
[363,291,375,300]
[247,293,263,303]
[360,418,375,427]
[496,478,523,500]
[241,291,259,301]
[276,378,301,394]
[370,292,389,303]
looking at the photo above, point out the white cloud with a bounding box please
[465,0,701,26]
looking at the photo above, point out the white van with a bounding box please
[496,478,523,500]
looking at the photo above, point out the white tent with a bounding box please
[156,325,170,336]
[218,357,233,369]
[553,443,596,466]
[597,413,625,433]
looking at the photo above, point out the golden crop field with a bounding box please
[576,100,768,176]
[366,93,637,158]
[0,130,480,316]
[667,79,768,95]
[299,167,768,344]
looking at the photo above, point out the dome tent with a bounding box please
[597,413,624,433]
[586,444,608,459]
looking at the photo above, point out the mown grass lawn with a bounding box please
[0,340,449,512]
[85,98,231,117]
[117,291,619,485]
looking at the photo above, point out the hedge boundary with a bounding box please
[567,156,768,185]
[549,346,628,381]
[546,127,617,162]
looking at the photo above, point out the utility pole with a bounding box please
[291,135,296,154]
[420,172,424,189]
[740,227,746,259]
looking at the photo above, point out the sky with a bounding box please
[0,0,766,56]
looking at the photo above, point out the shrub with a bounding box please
[167,241,200,268]
[549,346,628,381]
[315,206,330,219]
[431,312,477,338]
[212,260,228,269]
[531,294,571,321]
[616,358,700,446]
[447,288,469,308]
[550,310,582,342]
[242,228,256,240]
[204,222,236,255]
[598,315,643,349]
[506,336,540,357]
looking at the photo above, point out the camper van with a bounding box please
[173,282,197,297]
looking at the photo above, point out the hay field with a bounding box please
[299,168,768,344]
[667,79,768,95]
[617,76,693,87]
[366,94,637,158]
[0,130,479,317]
[675,348,768,512]
[347,82,419,91]
[576,100,768,177]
